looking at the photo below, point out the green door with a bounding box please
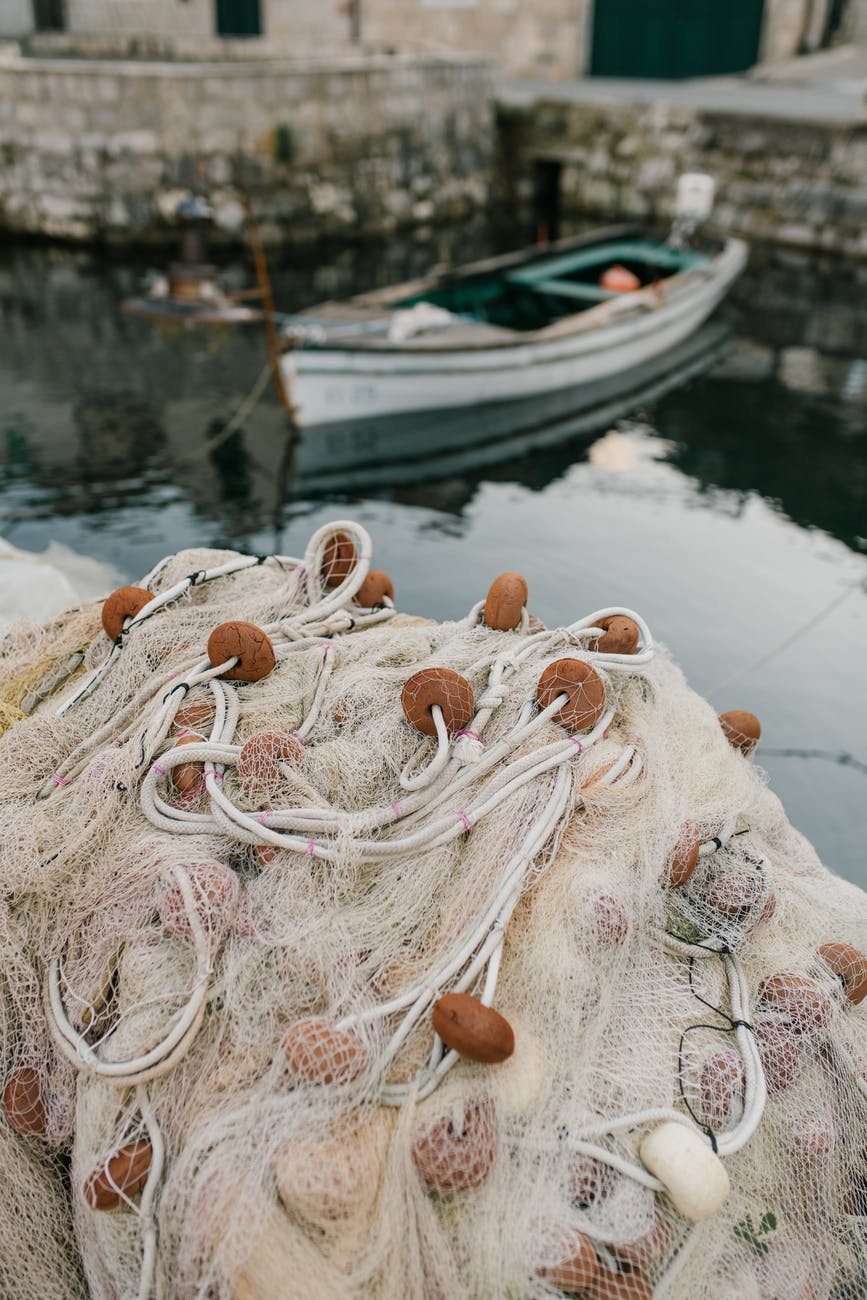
[590,0,765,79]
[216,0,261,37]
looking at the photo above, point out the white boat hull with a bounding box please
[282,239,747,429]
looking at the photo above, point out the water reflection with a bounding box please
[1,239,866,883]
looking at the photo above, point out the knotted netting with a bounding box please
[0,518,865,1300]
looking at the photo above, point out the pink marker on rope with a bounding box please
[151,763,166,777]
[52,773,70,788]
[291,731,305,747]
[454,729,482,742]
[256,811,271,825]
[570,739,584,754]
[390,802,402,818]
[307,838,316,857]
[458,810,472,832]
[603,727,610,739]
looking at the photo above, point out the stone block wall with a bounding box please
[497,95,867,258]
[0,53,493,243]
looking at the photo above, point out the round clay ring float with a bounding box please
[170,732,205,795]
[699,1048,745,1128]
[586,1262,654,1300]
[355,568,394,608]
[536,1226,599,1293]
[401,667,475,736]
[705,870,763,918]
[537,658,606,732]
[237,732,303,797]
[817,942,867,1006]
[718,710,761,754]
[84,1140,152,1211]
[3,1068,48,1137]
[661,825,701,889]
[322,532,357,587]
[432,992,514,1064]
[283,1018,367,1085]
[758,972,832,1036]
[101,586,155,642]
[207,621,275,683]
[590,615,640,655]
[411,1098,498,1196]
[753,1019,800,1094]
[174,696,215,730]
[159,861,239,941]
[484,572,528,631]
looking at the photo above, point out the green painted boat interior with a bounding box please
[400,241,710,332]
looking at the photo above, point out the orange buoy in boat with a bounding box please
[101,586,154,641]
[600,265,641,294]
[401,667,475,736]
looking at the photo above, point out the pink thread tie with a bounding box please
[151,763,166,776]
[570,739,584,754]
[390,802,402,818]
[307,838,316,857]
[52,773,70,788]
[458,810,472,832]
[454,729,482,742]
[256,811,271,825]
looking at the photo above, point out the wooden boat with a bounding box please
[280,224,747,429]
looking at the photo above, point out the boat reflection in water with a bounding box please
[288,321,731,496]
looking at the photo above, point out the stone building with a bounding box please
[3,0,860,79]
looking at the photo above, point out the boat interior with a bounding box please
[399,240,710,332]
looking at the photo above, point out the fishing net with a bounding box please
[0,518,865,1300]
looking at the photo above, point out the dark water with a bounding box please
[1,234,865,887]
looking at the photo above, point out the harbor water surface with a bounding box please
[1,234,865,888]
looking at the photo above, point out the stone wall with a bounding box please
[497,95,867,258]
[0,53,493,243]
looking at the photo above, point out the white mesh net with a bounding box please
[0,518,865,1299]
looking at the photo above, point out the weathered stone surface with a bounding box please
[496,94,867,259]
[0,53,493,245]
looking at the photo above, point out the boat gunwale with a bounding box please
[290,238,746,358]
[286,239,747,371]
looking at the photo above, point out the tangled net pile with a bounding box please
[1,518,866,1300]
